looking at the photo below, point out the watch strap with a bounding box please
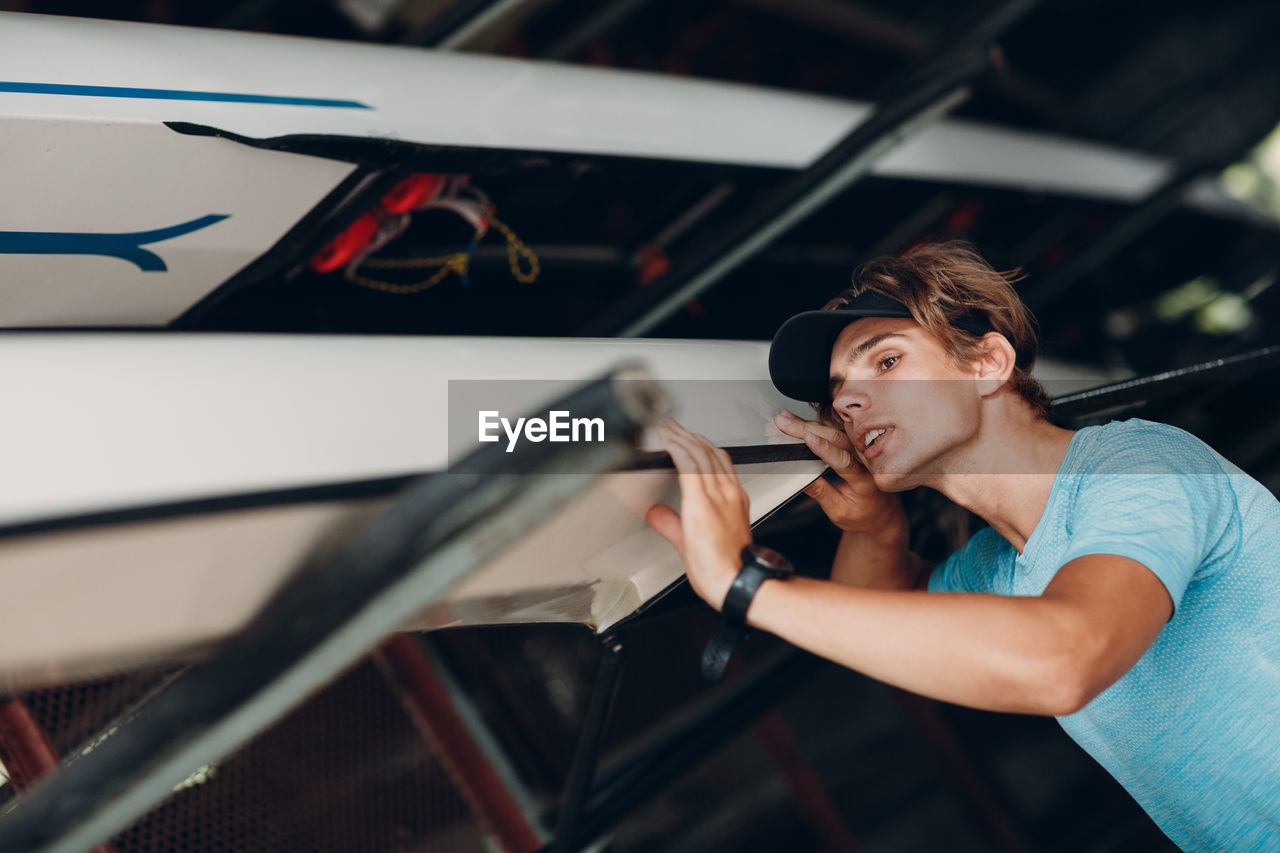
[722,563,771,627]
[700,622,746,684]
[699,546,794,684]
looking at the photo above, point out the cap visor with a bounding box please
[769,311,861,402]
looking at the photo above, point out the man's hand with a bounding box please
[775,409,921,589]
[645,419,752,610]
[774,409,906,537]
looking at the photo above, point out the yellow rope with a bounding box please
[487,215,541,284]
[347,252,471,294]
[350,214,539,293]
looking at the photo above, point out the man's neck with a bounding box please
[926,404,1076,554]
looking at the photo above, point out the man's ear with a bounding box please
[974,332,1017,397]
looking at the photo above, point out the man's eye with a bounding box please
[877,355,900,371]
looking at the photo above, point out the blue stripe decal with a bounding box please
[0,214,230,272]
[0,81,370,110]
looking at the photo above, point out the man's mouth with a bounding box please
[857,425,894,459]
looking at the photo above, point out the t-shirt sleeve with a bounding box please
[928,527,1010,594]
[1056,424,1232,612]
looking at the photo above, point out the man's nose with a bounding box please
[831,379,871,413]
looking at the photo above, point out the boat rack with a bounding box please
[0,366,667,853]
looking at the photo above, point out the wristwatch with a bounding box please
[700,544,796,683]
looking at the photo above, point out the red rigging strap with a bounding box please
[306,172,538,292]
[0,701,118,853]
[381,174,448,215]
[308,211,382,273]
[308,173,451,273]
[0,700,59,789]
[374,636,544,853]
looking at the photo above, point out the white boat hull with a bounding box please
[1,11,1202,329]
[0,334,824,689]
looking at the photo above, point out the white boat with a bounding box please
[0,332,826,691]
[0,10,1247,329]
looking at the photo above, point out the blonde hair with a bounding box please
[816,240,1051,426]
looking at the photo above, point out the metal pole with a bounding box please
[583,0,1043,337]
[549,637,626,853]
[1050,343,1280,421]
[893,691,1032,853]
[625,442,818,470]
[540,0,652,60]
[1022,94,1280,312]
[375,634,547,853]
[216,0,282,29]
[596,81,973,338]
[408,0,536,50]
[1022,167,1203,312]
[543,649,824,848]
[752,712,864,853]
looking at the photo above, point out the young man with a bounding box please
[645,241,1280,850]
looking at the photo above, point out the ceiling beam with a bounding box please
[583,0,1043,337]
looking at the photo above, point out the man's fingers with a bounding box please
[658,424,713,480]
[775,409,837,441]
[656,426,724,504]
[659,420,736,479]
[777,411,857,455]
[645,504,685,555]
[774,410,808,438]
[802,475,847,516]
[802,476,827,500]
[804,431,856,473]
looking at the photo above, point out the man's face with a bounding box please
[827,316,983,491]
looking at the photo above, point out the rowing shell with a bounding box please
[0,333,825,690]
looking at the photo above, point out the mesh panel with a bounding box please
[0,668,176,808]
[2,660,489,852]
[12,668,177,760]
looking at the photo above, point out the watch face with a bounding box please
[742,544,794,576]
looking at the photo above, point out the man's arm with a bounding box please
[831,527,930,590]
[748,552,1172,715]
[647,419,1169,717]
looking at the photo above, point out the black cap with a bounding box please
[768,291,999,402]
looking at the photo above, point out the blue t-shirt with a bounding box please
[928,418,1280,850]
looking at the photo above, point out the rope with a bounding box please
[487,215,540,284]
[348,214,539,294]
